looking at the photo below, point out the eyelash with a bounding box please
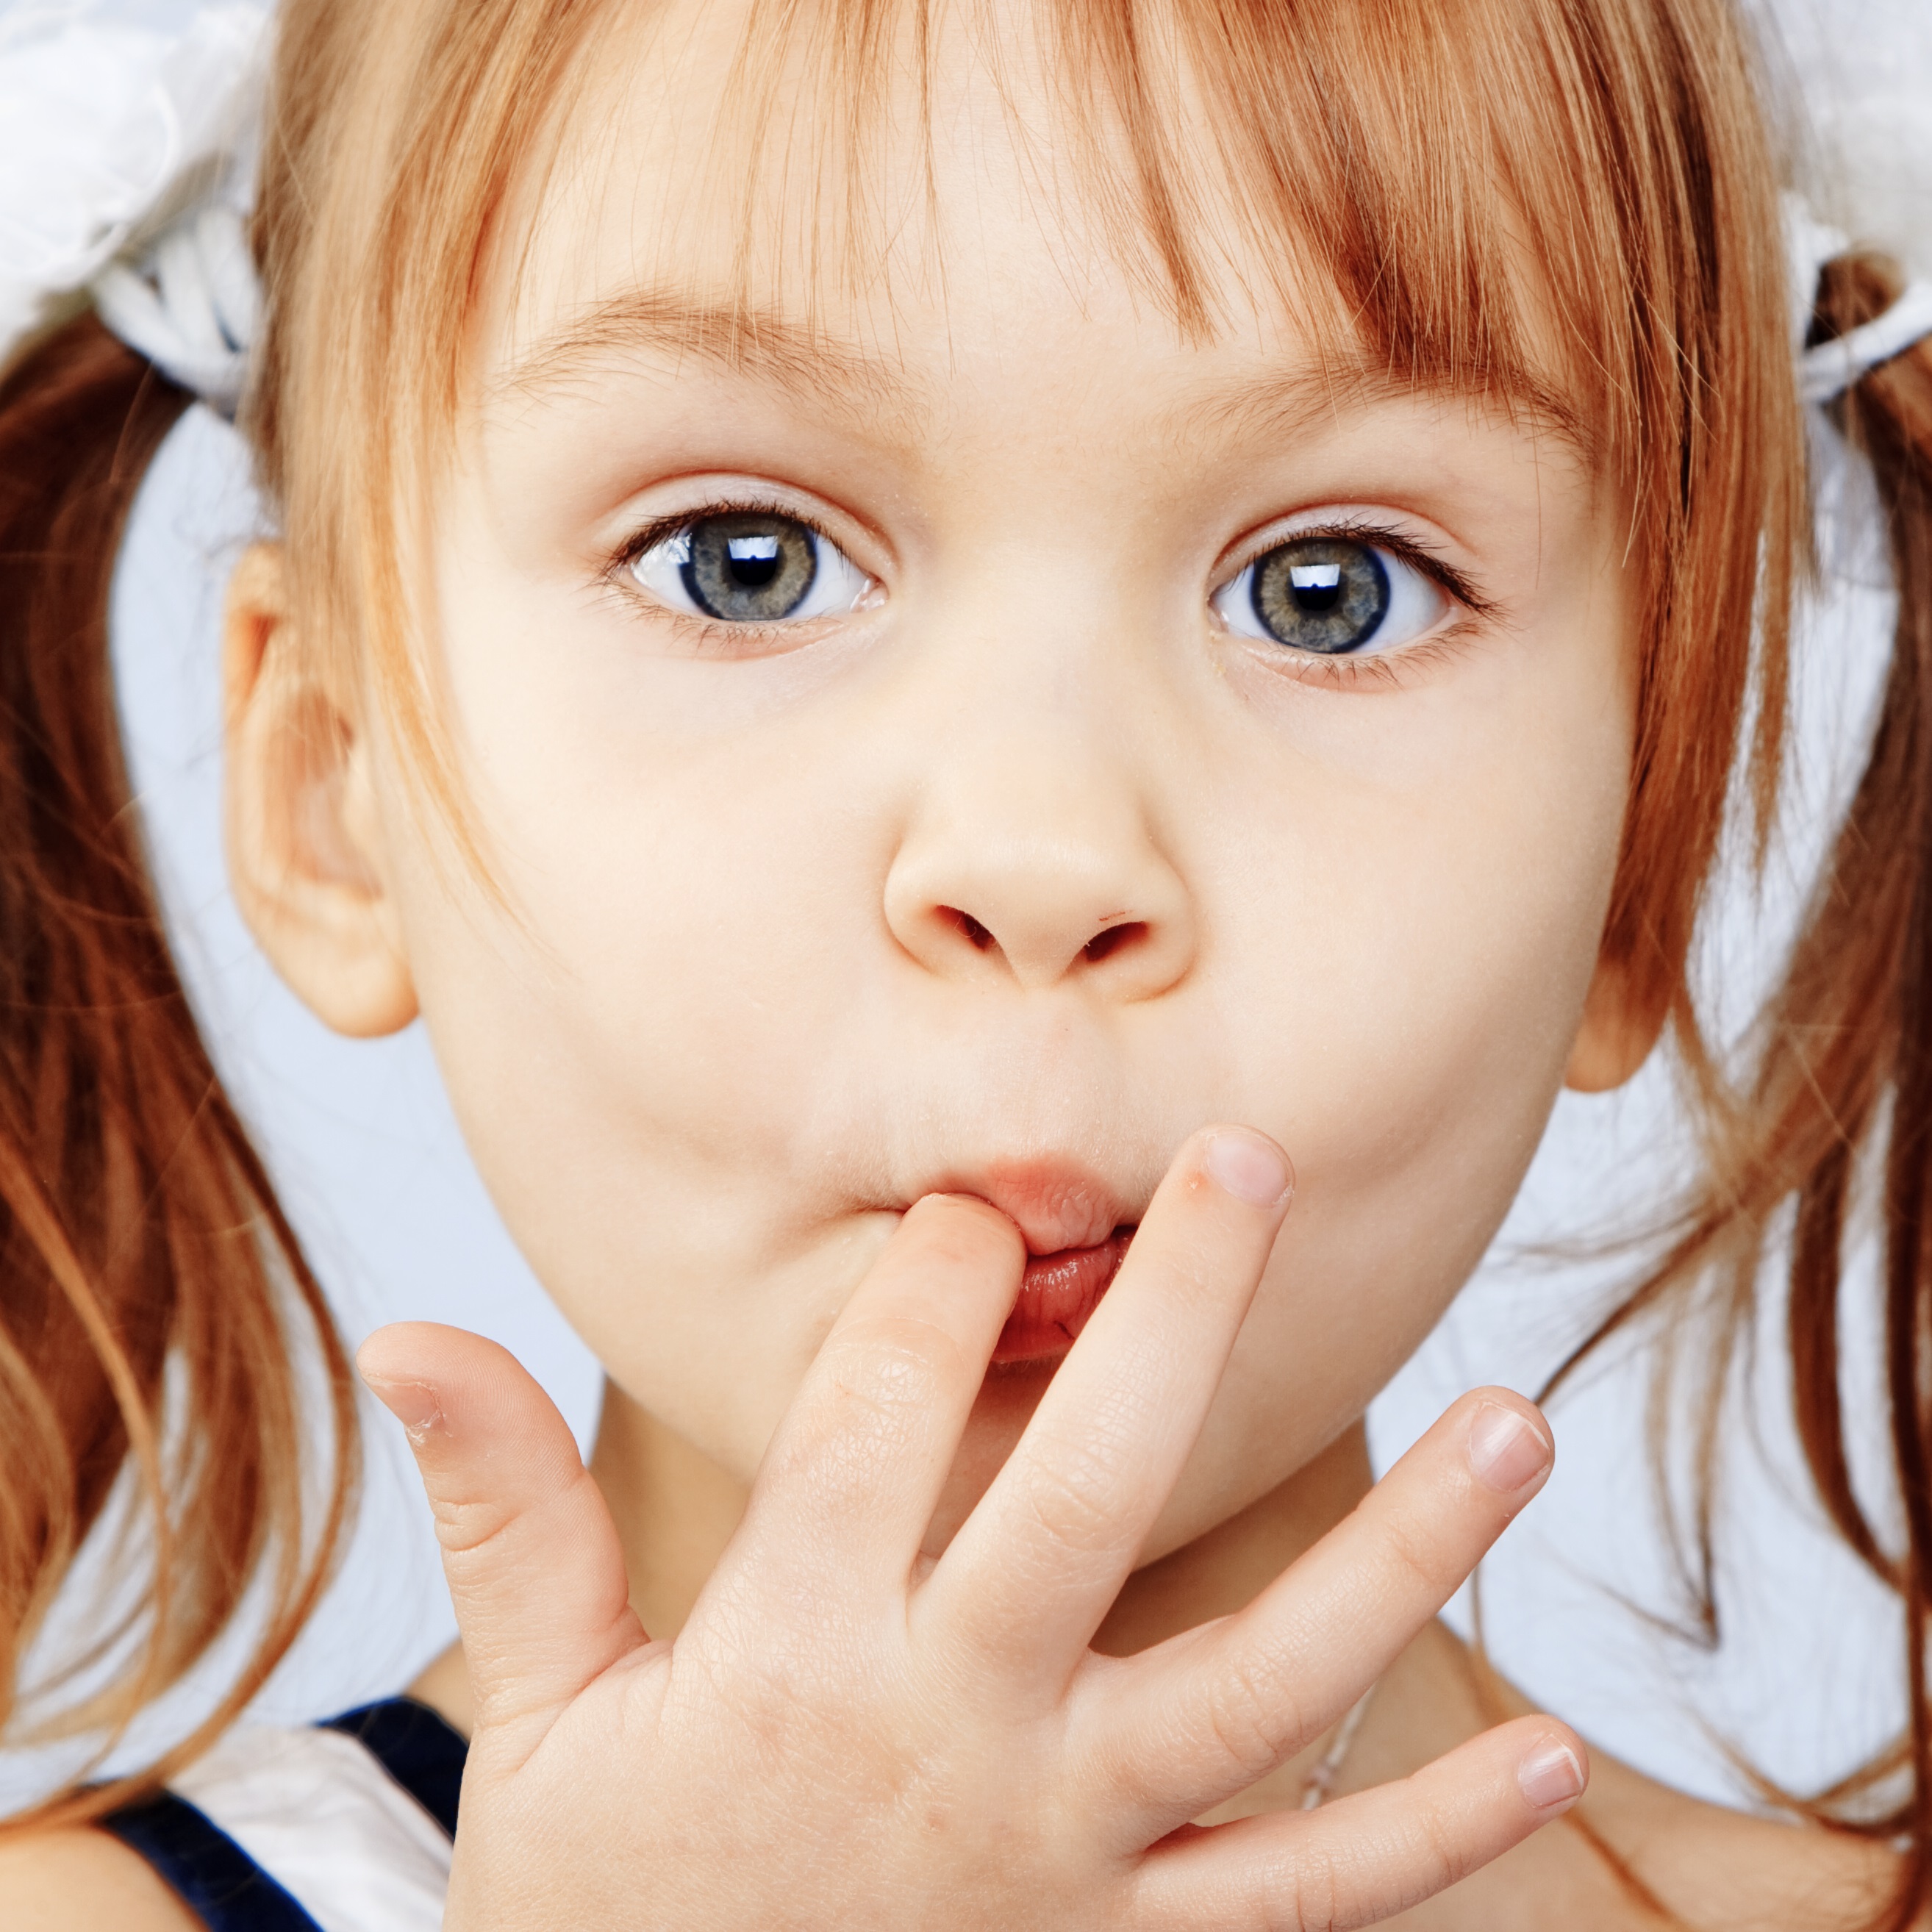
[612,493,807,579]
[607,501,1495,682]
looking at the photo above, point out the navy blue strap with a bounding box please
[101,1790,323,1932]
[321,1695,468,1839]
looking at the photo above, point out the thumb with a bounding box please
[358,1322,645,1758]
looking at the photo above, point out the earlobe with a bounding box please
[1563,954,1665,1093]
[223,543,420,1039]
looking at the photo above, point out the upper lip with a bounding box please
[908,1157,1138,1256]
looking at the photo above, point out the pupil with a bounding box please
[684,514,817,620]
[1288,562,1344,613]
[1251,539,1389,654]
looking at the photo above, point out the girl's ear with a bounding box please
[223,543,420,1037]
[1563,954,1664,1093]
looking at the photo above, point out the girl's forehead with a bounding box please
[496,0,1267,367]
[484,0,1572,421]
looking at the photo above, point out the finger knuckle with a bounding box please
[1273,1852,1344,1932]
[1259,1783,1473,1932]
[431,1462,597,1562]
[1373,1509,1459,1605]
[1403,1789,1474,1894]
[767,1409,896,1517]
[770,1325,956,1498]
[427,1492,512,1558]
[828,1318,959,1421]
[1017,1434,1127,1559]
[683,1614,856,1748]
[1202,1648,1308,1783]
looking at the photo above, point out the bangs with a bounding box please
[612,0,1775,483]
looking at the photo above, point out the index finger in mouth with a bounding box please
[917,1125,1292,1693]
[721,1192,1025,1606]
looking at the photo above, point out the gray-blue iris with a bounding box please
[682,513,818,620]
[1251,538,1389,654]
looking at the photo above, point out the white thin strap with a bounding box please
[91,203,257,418]
[1784,195,1932,407]
[1299,1681,1377,1811]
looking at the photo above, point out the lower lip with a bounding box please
[992,1227,1136,1365]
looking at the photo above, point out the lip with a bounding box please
[931,1157,1134,1256]
[994,1226,1136,1364]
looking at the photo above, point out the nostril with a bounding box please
[942,906,997,951]
[1082,920,1147,964]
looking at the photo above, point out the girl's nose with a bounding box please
[881,737,1197,998]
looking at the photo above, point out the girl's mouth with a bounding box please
[992,1226,1137,1364]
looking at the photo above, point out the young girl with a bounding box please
[4,0,1931,1924]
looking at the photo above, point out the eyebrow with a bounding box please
[491,289,930,424]
[1182,355,1596,465]
[494,285,1595,464]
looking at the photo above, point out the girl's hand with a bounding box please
[360,1126,1584,1930]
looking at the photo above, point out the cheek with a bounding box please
[382,563,909,1475]
[1145,629,1634,1552]
[1262,718,1625,1170]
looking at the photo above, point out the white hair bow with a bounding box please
[91,201,258,415]
[0,1,269,413]
[1751,0,1932,401]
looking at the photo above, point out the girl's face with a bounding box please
[321,1,1637,1557]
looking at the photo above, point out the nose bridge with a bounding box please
[881,665,1197,997]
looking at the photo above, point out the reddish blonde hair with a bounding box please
[0,321,357,1819]
[4,0,1928,1921]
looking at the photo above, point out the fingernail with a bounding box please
[1202,1129,1293,1207]
[363,1375,445,1444]
[1517,1739,1586,1813]
[1467,1403,1552,1494]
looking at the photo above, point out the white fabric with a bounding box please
[1748,0,1932,279]
[92,199,256,411]
[0,4,269,373]
[1786,197,1855,352]
[1786,193,1932,404]
[1802,281,1932,402]
[171,1722,451,1932]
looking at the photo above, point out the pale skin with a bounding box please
[0,1,1908,1926]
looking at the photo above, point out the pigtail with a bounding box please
[0,314,357,1828]
[1542,254,1932,1928]
[1786,254,1932,1922]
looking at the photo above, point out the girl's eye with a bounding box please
[629,511,872,623]
[1212,534,1448,656]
